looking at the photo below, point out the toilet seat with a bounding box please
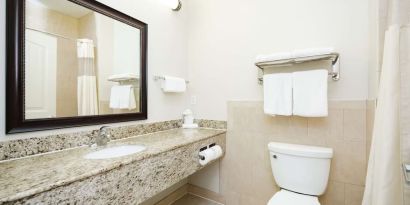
[267,190,320,205]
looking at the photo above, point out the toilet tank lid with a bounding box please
[268,142,333,158]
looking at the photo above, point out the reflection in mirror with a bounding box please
[25,0,141,120]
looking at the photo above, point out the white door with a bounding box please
[25,29,57,119]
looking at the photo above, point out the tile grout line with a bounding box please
[187,193,225,205]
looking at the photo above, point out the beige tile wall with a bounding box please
[220,100,373,205]
[56,38,79,117]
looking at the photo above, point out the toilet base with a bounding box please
[267,190,320,205]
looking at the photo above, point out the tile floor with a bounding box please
[172,194,220,205]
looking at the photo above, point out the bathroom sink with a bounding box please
[84,145,146,159]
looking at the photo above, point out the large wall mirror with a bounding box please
[6,0,147,133]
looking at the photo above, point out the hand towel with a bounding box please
[118,85,136,110]
[161,76,186,93]
[256,52,293,63]
[109,86,121,109]
[109,85,137,110]
[292,47,334,58]
[292,69,328,117]
[263,73,293,116]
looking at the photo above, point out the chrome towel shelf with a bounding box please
[108,74,139,86]
[255,53,340,84]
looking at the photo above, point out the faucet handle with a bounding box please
[99,126,110,135]
[99,126,110,131]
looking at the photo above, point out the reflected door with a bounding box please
[25,29,57,119]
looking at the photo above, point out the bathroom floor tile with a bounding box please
[171,194,221,205]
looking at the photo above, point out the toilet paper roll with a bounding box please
[199,148,216,166]
[210,145,223,159]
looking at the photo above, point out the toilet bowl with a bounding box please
[267,142,333,205]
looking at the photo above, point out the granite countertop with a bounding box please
[0,128,226,203]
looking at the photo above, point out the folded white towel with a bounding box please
[110,85,137,110]
[292,69,328,117]
[292,47,334,58]
[255,52,293,63]
[108,73,139,82]
[263,73,293,116]
[109,86,120,109]
[161,76,186,93]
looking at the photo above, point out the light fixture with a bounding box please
[164,0,182,11]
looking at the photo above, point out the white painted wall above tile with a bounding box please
[186,0,376,120]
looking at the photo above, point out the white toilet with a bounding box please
[267,142,333,205]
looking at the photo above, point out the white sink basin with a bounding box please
[84,145,146,159]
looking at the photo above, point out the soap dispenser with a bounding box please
[182,109,198,129]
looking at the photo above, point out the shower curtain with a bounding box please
[362,0,408,204]
[77,39,99,116]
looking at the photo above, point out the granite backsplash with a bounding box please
[0,119,227,161]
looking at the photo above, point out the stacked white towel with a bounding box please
[109,85,137,110]
[292,47,334,58]
[263,73,293,116]
[255,52,293,63]
[161,76,187,93]
[292,69,328,117]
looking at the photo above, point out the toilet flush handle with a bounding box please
[273,155,277,159]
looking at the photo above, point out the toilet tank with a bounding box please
[268,142,333,196]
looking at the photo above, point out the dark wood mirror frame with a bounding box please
[6,0,148,134]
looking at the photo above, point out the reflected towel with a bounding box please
[292,69,328,117]
[110,85,136,110]
[263,73,293,116]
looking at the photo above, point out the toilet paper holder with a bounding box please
[198,143,219,160]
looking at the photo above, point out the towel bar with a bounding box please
[256,53,340,84]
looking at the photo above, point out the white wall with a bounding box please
[113,21,141,75]
[0,0,190,139]
[187,0,373,120]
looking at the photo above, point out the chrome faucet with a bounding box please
[96,126,111,146]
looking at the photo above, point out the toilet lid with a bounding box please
[268,190,320,205]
